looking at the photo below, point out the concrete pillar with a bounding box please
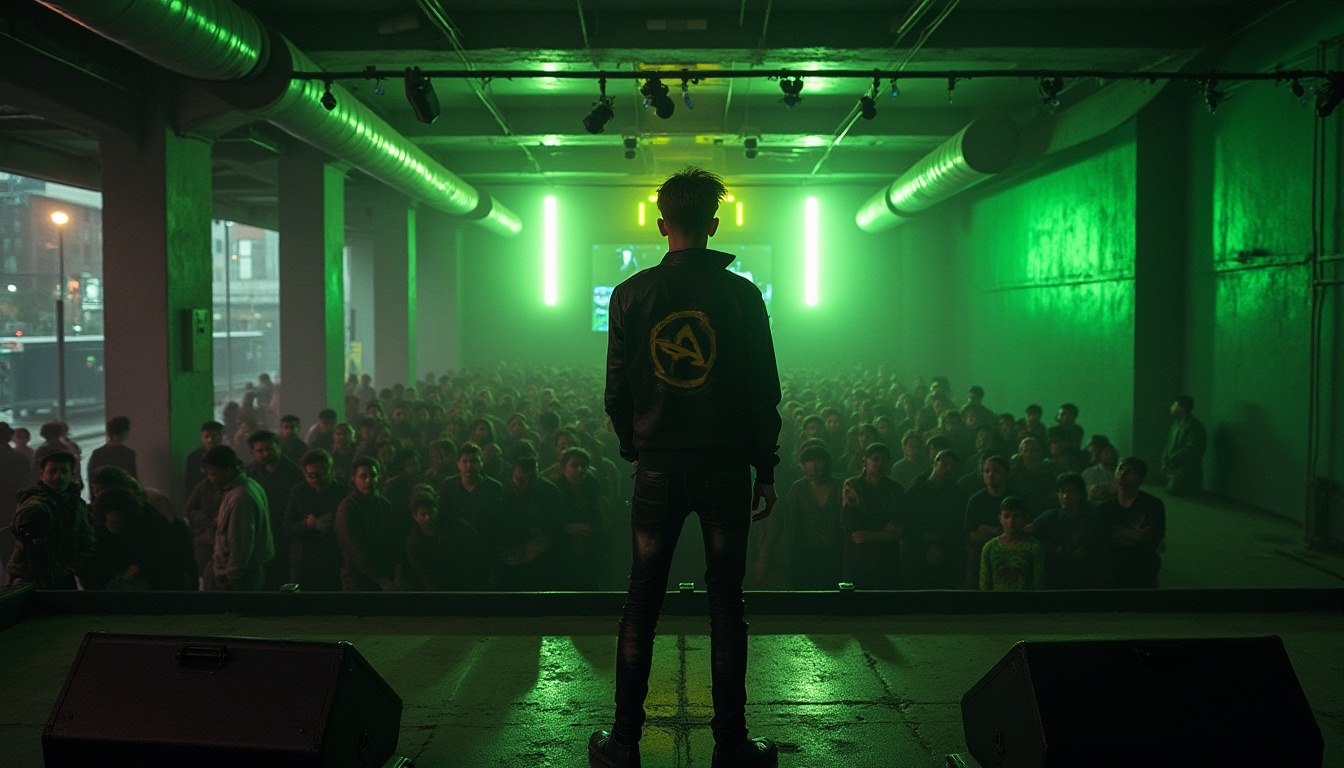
[346,234,376,382]
[1132,89,1191,460]
[372,202,416,389]
[100,126,214,499]
[416,208,460,378]
[277,148,346,424]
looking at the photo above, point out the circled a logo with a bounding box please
[649,310,717,389]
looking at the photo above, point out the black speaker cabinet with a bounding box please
[43,632,403,768]
[961,636,1323,768]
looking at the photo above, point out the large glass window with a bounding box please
[211,220,280,416]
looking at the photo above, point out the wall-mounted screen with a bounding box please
[591,244,773,331]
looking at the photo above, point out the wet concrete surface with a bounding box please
[0,610,1340,767]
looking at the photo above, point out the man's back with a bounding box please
[605,248,781,476]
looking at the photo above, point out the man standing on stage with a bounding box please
[592,167,782,768]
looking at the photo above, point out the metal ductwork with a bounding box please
[856,115,1019,233]
[37,0,522,237]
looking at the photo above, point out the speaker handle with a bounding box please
[176,643,231,671]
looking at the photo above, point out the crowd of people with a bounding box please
[0,366,1205,592]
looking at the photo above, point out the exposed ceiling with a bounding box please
[0,0,1303,218]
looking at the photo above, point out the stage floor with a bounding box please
[1,609,1340,767]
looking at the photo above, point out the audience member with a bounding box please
[183,420,224,501]
[246,429,305,588]
[902,449,968,589]
[1160,395,1207,494]
[840,443,904,588]
[87,415,137,479]
[978,496,1044,591]
[7,450,95,588]
[1100,457,1166,588]
[336,457,402,591]
[278,415,308,464]
[202,445,273,591]
[1026,472,1108,588]
[282,449,350,591]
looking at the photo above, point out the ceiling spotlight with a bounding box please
[584,78,615,134]
[947,76,958,104]
[373,79,386,97]
[1038,75,1064,108]
[1289,79,1305,99]
[744,136,759,160]
[1202,78,1224,114]
[858,95,877,120]
[320,81,337,111]
[681,78,695,110]
[1316,73,1343,118]
[404,66,440,124]
[779,77,804,109]
[858,76,879,120]
[889,78,899,98]
[623,137,637,160]
[641,78,675,119]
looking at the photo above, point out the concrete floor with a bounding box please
[0,611,1340,767]
[1,491,1341,767]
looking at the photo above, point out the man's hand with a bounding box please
[751,482,777,521]
[841,481,861,508]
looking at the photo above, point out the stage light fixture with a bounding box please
[1202,78,1224,114]
[641,78,675,119]
[320,80,337,111]
[779,77,804,108]
[623,137,637,160]
[890,78,900,98]
[1289,79,1305,99]
[1038,76,1064,108]
[1316,73,1343,118]
[584,78,615,134]
[858,77,879,120]
[681,78,694,110]
[744,136,759,159]
[404,66,440,124]
[947,77,958,104]
[858,95,877,120]
[373,78,386,96]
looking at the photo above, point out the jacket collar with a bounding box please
[661,247,735,269]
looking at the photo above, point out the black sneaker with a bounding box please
[589,729,641,768]
[712,737,778,768]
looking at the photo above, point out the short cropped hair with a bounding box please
[1175,395,1195,412]
[999,495,1028,513]
[281,414,300,425]
[201,445,239,470]
[1118,456,1148,478]
[560,447,591,467]
[248,429,278,447]
[656,167,726,236]
[106,415,130,435]
[301,449,333,469]
[39,450,77,472]
[201,420,224,433]
[1056,472,1087,495]
[863,442,891,459]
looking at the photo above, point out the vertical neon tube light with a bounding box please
[544,195,558,306]
[804,196,819,307]
[637,201,646,227]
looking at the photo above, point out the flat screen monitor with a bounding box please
[591,243,773,331]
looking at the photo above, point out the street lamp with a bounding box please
[50,210,69,422]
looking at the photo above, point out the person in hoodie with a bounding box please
[7,451,96,589]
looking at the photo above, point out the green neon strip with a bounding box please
[544,195,558,306]
[805,196,819,307]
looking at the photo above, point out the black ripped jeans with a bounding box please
[613,468,753,747]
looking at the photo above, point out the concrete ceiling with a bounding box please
[0,0,1301,215]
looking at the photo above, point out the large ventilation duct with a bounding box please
[856,115,1019,233]
[37,0,521,237]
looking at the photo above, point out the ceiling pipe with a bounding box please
[35,0,521,236]
[855,114,1018,233]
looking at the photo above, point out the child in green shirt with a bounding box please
[979,496,1045,590]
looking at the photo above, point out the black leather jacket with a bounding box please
[604,247,782,484]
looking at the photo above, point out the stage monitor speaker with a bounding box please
[960,636,1322,768]
[43,632,403,768]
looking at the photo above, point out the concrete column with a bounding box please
[277,148,346,424]
[371,202,416,389]
[1132,89,1191,459]
[100,126,214,499]
[416,208,460,378]
[345,234,376,381]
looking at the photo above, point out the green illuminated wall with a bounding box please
[888,132,1139,452]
